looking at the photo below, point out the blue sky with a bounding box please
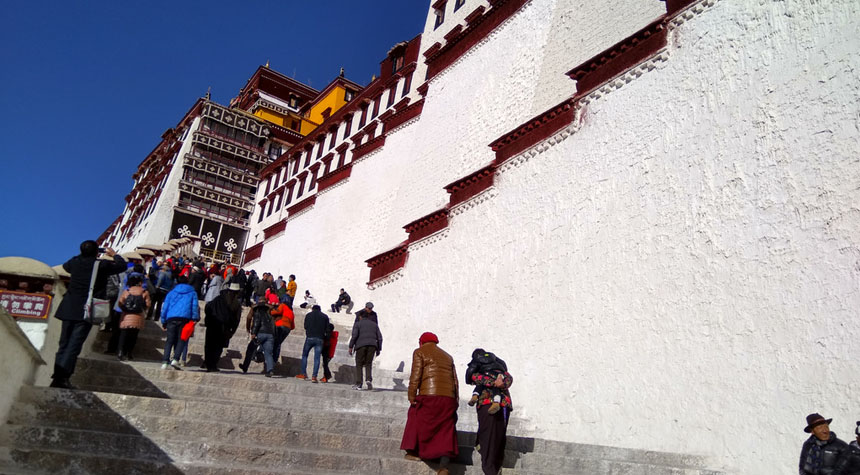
[0,1,429,266]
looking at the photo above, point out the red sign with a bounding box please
[0,291,52,319]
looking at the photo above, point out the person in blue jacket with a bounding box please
[160,275,199,369]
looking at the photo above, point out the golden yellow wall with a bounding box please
[307,86,348,125]
[254,109,286,127]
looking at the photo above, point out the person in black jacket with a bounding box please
[238,297,276,377]
[353,301,377,324]
[296,305,330,382]
[348,312,382,390]
[834,421,860,475]
[51,241,127,389]
[331,288,353,313]
[202,283,242,372]
[800,413,849,475]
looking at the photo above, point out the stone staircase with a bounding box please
[0,308,722,474]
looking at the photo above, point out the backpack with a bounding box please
[122,293,146,314]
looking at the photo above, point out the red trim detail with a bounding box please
[425,0,530,80]
[335,142,350,154]
[444,164,496,207]
[287,195,316,216]
[443,25,463,43]
[352,135,386,160]
[423,42,443,59]
[263,221,286,239]
[360,120,379,137]
[382,99,424,133]
[465,5,486,24]
[393,97,411,111]
[416,82,430,97]
[403,209,449,244]
[365,243,409,284]
[317,162,353,192]
[665,0,697,15]
[378,109,395,122]
[431,0,447,9]
[489,97,577,165]
[566,19,668,98]
[243,242,264,263]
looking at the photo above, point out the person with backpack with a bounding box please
[51,241,127,389]
[238,294,277,377]
[150,265,174,321]
[115,274,151,361]
[159,275,199,370]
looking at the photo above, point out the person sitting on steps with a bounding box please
[331,288,353,313]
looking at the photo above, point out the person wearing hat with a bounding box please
[202,282,243,372]
[353,302,378,324]
[834,421,860,474]
[400,332,458,475]
[799,413,849,474]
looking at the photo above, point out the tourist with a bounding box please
[320,323,338,383]
[296,304,329,383]
[244,270,258,306]
[400,332,458,475]
[103,261,134,354]
[253,272,271,303]
[800,413,849,475]
[275,279,288,303]
[238,297,271,374]
[160,275,199,370]
[353,301,377,324]
[470,351,513,475]
[348,311,382,391]
[300,289,317,309]
[202,282,243,372]
[51,241,127,389]
[834,421,860,474]
[203,270,223,304]
[331,288,353,313]
[465,349,509,414]
[270,293,295,365]
[115,274,150,361]
[188,266,205,298]
[149,263,174,320]
[285,274,297,309]
[248,291,277,378]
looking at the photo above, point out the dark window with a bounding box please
[372,95,381,118]
[455,0,465,11]
[392,55,405,75]
[257,206,265,223]
[289,96,299,109]
[359,105,368,128]
[434,6,445,29]
[402,72,413,98]
[344,89,354,101]
[387,87,397,107]
[343,116,353,139]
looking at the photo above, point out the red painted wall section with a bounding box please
[287,195,316,216]
[317,162,353,192]
[665,0,697,15]
[243,242,264,263]
[425,0,531,80]
[403,209,449,244]
[382,99,425,134]
[263,221,287,239]
[566,18,668,98]
[489,97,577,165]
[366,243,409,284]
[444,164,496,208]
[352,135,387,161]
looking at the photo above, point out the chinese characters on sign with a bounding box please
[0,290,52,319]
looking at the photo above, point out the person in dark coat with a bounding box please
[331,288,353,313]
[470,351,513,475]
[834,421,860,475]
[800,413,849,475]
[353,301,377,324]
[188,266,205,299]
[51,241,127,389]
[296,305,330,382]
[202,283,242,372]
[348,312,382,390]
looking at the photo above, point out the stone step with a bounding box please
[12,385,715,474]
[75,353,411,392]
[0,423,712,475]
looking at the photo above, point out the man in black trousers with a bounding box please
[52,240,126,389]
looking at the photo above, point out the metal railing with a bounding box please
[199,248,241,265]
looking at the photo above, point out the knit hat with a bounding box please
[419,332,439,345]
[804,413,832,433]
[365,302,374,309]
[266,293,279,305]
[855,421,860,436]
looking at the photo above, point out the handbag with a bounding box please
[83,260,111,325]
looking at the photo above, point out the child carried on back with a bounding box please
[465,348,508,414]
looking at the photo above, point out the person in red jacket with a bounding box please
[321,323,338,383]
[270,295,294,366]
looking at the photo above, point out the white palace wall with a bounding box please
[252,0,860,472]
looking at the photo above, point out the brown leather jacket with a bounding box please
[407,342,459,403]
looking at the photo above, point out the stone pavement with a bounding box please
[0,308,723,474]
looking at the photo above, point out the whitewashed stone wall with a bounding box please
[250,0,860,472]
